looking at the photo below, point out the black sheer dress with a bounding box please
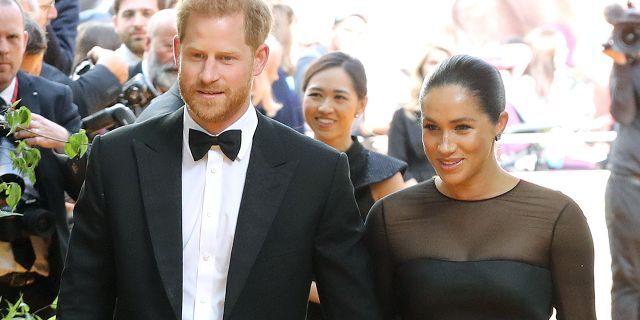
[365,178,596,320]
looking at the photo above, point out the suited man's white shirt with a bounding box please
[181,105,257,320]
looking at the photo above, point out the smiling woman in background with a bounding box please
[302,51,406,319]
[365,54,596,320]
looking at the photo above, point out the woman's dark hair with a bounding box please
[419,54,505,123]
[301,52,367,100]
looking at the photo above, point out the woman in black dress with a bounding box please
[365,55,596,319]
[388,45,452,185]
[301,52,407,319]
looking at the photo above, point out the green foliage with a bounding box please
[0,101,89,214]
[64,130,88,159]
[0,294,57,320]
[9,141,40,185]
[4,102,31,137]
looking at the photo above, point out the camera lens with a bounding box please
[621,25,640,45]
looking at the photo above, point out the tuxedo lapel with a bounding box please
[224,114,299,319]
[134,108,184,320]
[16,72,41,115]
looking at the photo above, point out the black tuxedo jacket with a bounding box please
[58,107,382,320]
[15,71,82,280]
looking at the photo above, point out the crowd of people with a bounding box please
[0,0,633,319]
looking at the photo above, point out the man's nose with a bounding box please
[133,12,147,26]
[199,58,220,84]
[47,4,58,22]
[0,39,10,55]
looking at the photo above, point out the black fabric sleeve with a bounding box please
[387,109,413,181]
[550,200,597,320]
[313,152,383,320]
[365,200,399,320]
[43,0,79,75]
[57,136,117,319]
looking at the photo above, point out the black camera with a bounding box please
[0,139,54,242]
[119,73,156,112]
[605,3,640,55]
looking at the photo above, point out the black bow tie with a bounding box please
[188,128,242,161]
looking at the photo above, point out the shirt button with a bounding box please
[210,168,216,174]
[203,255,210,261]
[200,299,206,304]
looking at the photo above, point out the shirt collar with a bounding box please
[0,78,16,105]
[183,103,258,161]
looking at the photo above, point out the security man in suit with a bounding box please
[0,0,82,314]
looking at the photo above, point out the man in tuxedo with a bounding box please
[57,0,382,319]
[0,0,82,313]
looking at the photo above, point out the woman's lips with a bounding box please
[438,158,464,171]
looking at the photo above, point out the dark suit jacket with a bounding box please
[15,71,82,283]
[41,63,122,117]
[44,0,80,75]
[58,107,382,320]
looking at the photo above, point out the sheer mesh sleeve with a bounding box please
[365,201,399,320]
[550,200,596,320]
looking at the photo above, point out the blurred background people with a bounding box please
[21,0,128,118]
[112,0,158,66]
[127,8,178,96]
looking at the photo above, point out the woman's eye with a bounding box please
[455,124,472,131]
[424,124,438,131]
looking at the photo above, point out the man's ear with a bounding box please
[22,31,28,52]
[252,44,269,77]
[173,35,180,67]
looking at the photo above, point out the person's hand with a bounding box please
[87,46,129,85]
[14,113,70,152]
[603,46,630,65]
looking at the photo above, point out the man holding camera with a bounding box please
[124,8,178,112]
[0,0,82,313]
[604,2,640,319]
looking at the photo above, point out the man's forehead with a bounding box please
[119,0,158,11]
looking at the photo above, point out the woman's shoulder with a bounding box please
[347,139,407,189]
[511,179,578,206]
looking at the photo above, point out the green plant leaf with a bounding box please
[5,182,21,211]
[65,130,89,159]
[17,106,31,127]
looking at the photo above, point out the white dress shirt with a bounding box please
[181,105,257,320]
